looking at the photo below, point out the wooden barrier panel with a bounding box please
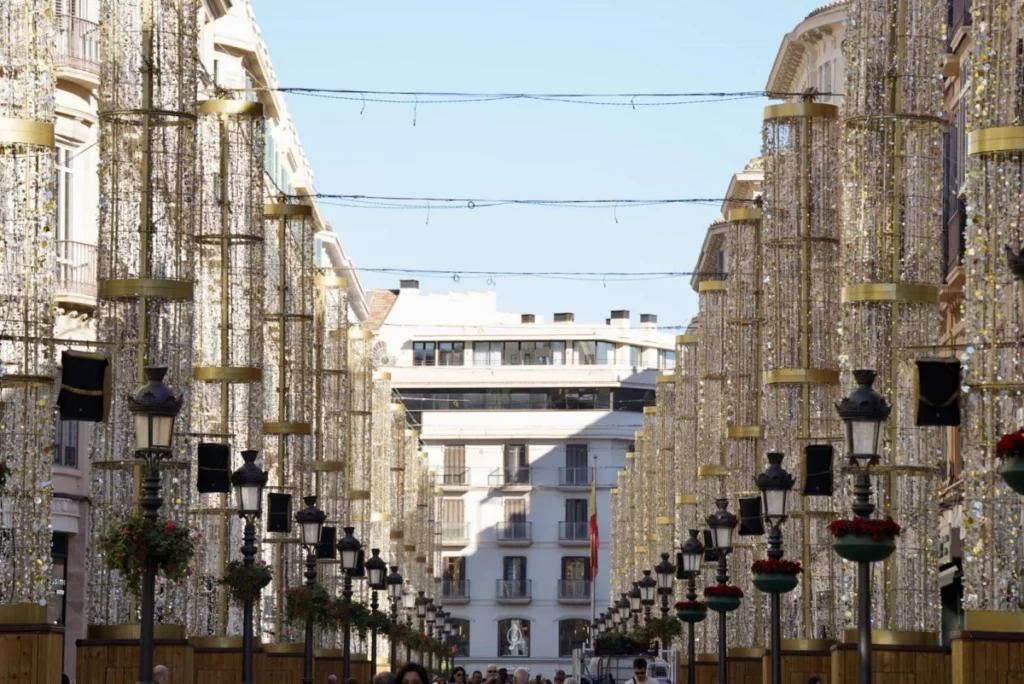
[830,636,948,684]
[760,639,833,684]
[76,636,195,684]
[682,652,762,684]
[951,610,1024,684]
[0,623,64,684]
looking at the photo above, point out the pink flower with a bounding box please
[164,522,176,532]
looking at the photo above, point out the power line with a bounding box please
[306,193,751,211]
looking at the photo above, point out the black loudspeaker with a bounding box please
[702,530,719,562]
[738,496,764,535]
[803,444,834,496]
[916,358,961,426]
[676,552,686,580]
[317,526,336,559]
[351,548,366,578]
[57,351,110,422]
[267,493,292,533]
[196,443,231,493]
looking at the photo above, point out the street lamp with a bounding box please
[295,496,326,684]
[403,590,417,664]
[655,553,675,617]
[337,526,362,680]
[616,594,630,630]
[628,583,642,627]
[425,600,437,674]
[231,449,268,684]
[679,529,704,684]
[706,498,738,684]
[386,565,403,671]
[639,570,657,622]
[366,549,387,676]
[756,452,795,684]
[836,369,891,684]
[128,366,182,684]
[442,611,454,672]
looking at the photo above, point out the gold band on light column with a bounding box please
[1,374,54,387]
[961,610,1024,632]
[698,464,729,477]
[263,421,313,435]
[764,368,840,385]
[698,280,727,293]
[675,334,698,344]
[675,494,698,505]
[373,370,392,381]
[656,516,673,525]
[763,102,840,121]
[656,374,675,384]
[98,278,194,300]
[349,329,372,340]
[643,406,657,415]
[840,283,940,303]
[780,639,835,652]
[0,117,55,147]
[839,629,939,647]
[263,203,312,216]
[193,366,262,382]
[390,529,404,540]
[967,125,1024,155]
[726,207,763,222]
[314,274,349,289]
[197,100,264,117]
[349,490,372,501]
[0,603,48,624]
[727,425,763,439]
[312,461,346,472]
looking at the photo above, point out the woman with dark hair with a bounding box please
[451,667,467,684]
[396,663,430,684]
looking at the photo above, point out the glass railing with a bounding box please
[557,580,591,600]
[495,580,531,599]
[496,522,532,542]
[558,521,588,541]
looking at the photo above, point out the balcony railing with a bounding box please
[55,240,98,300]
[441,522,469,542]
[55,15,100,74]
[496,579,531,600]
[440,467,469,486]
[440,580,470,600]
[559,467,591,487]
[496,522,532,543]
[558,521,588,542]
[488,467,531,487]
[557,579,591,600]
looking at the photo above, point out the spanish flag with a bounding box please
[589,466,599,578]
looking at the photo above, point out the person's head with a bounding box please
[486,666,498,680]
[564,679,579,684]
[346,678,359,684]
[632,659,647,680]
[806,679,821,684]
[327,676,338,684]
[396,664,429,684]
[513,668,529,684]
[497,668,508,684]
[153,666,168,684]
[374,673,396,684]
[471,671,482,684]
[452,667,467,683]
[62,675,70,684]
[553,670,565,684]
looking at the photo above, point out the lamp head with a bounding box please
[835,369,890,468]
[755,452,794,523]
[705,498,738,552]
[231,449,268,518]
[128,365,183,454]
[294,496,326,549]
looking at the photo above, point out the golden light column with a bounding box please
[623,448,640,589]
[654,376,678,568]
[260,199,315,641]
[609,484,620,603]
[840,0,944,631]
[388,405,408,570]
[961,0,1024,610]
[724,205,764,649]
[0,0,56,615]
[189,99,266,637]
[761,99,842,638]
[347,328,373,608]
[370,372,394,559]
[638,416,660,572]
[672,332,699,610]
[88,0,197,626]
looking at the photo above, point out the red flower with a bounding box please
[703,585,743,598]
[121,528,129,536]
[827,517,901,541]
[674,600,706,610]
[996,429,1024,460]
[164,522,176,532]
[751,558,803,575]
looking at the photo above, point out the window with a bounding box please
[497,618,530,657]
[504,445,528,484]
[438,342,464,366]
[628,346,641,367]
[503,499,527,523]
[818,59,833,102]
[565,499,588,523]
[442,556,468,599]
[574,341,597,365]
[562,557,590,580]
[473,341,502,366]
[54,420,79,468]
[503,556,527,580]
[441,499,466,540]
[55,145,74,242]
[413,341,436,366]
[566,444,588,469]
[443,445,466,485]
[558,619,590,657]
[659,350,676,370]
[596,342,615,364]
[449,617,470,656]
[49,533,69,627]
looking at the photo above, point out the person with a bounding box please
[564,679,579,684]
[153,665,168,684]
[630,658,648,684]
[513,668,530,684]
[806,679,821,684]
[62,675,70,684]
[486,666,498,680]
[327,676,338,684]
[396,663,430,684]
[346,678,359,684]
[497,668,508,684]
[374,674,396,684]
[452,667,467,683]
[553,670,565,684]
[471,671,483,684]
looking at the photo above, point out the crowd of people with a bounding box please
[407,664,577,684]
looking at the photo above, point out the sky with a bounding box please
[250,1,822,329]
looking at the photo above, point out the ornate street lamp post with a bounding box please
[128,366,182,684]
[706,498,738,684]
[366,549,388,677]
[655,553,675,617]
[443,612,453,672]
[231,450,268,684]
[386,565,404,671]
[835,370,891,684]
[337,526,362,680]
[403,590,417,664]
[678,530,705,684]
[628,583,642,628]
[639,570,657,622]
[425,599,438,674]
[295,496,327,684]
[755,453,795,684]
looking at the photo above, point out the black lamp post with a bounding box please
[366,549,387,677]
[337,526,362,680]
[639,570,657,622]
[615,594,629,631]
[443,612,453,672]
[628,583,642,627]
[655,553,675,617]
[295,496,327,684]
[836,369,891,684]
[231,449,268,684]
[755,453,795,684]
[386,565,403,671]
[403,590,417,664]
[706,498,738,684]
[679,529,704,684]
[425,599,438,674]
[128,366,182,684]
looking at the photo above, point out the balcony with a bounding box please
[488,467,531,490]
[558,467,591,489]
[440,467,470,490]
[440,580,470,604]
[496,522,532,547]
[55,241,98,308]
[495,579,531,604]
[441,522,469,546]
[558,521,589,546]
[557,580,591,604]
[55,15,100,79]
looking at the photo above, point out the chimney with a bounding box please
[521,314,535,324]
[640,313,658,328]
[553,312,575,323]
[609,309,630,328]
[399,279,419,290]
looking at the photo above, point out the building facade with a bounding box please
[373,282,674,672]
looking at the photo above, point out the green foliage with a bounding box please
[219,560,272,604]
[96,513,197,598]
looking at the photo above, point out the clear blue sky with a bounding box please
[250,1,820,328]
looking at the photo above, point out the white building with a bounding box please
[372,281,675,673]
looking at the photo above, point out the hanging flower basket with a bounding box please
[96,513,197,598]
[828,517,899,563]
[674,600,707,624]
[219,560,273,604]
[282,585,339,631]
[751,558,801,594]
[995,429,1024,495]
[703,585,743,613]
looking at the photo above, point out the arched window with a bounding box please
[449,617,470,656]
[558,619,590,657]
[497,618,530,657]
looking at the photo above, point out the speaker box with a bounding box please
[351,548,366,578]
[196,443,231,494]
[916,358,961,426]
[267,493,292,533]
[803,444,834,496]
[57,350,110,422]
[702,530,719,562]
[738,496,764,535]
[317,526,336,559]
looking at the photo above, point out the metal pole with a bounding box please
[766,523,783,684]
[406,614,413,664]
[241,519,257,684]
[686,575,696,684]
[390,600,398,672]
[137,458,162,684]
[343,572,354,680]
[716,552,729,684]
[851,470,875,684]
[303,551,317,684]
[370,590,379,677]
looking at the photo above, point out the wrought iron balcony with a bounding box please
[558,521,589,545]
[488,467,531,488]
[440,467,469,487]
[55,240,98,305]
[557,580,591,603]
[440,580,470,603]
[495,579,531,603]
[496,522,532,546]
[441,522,469,545]
[558,467,591,488]
[55,15,100,75]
